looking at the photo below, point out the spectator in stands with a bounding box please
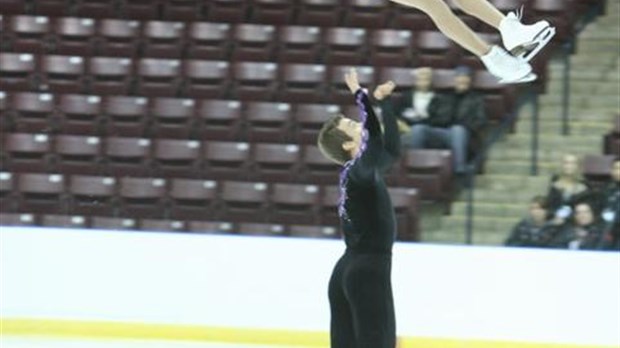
[546,154,594,224]
[551,201,610,251]
[388,67,436,145]
[505,196,557,248]
[401,65,487,176]
[597,158,620,250]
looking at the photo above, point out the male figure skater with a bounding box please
[317,68,399,347]
[390,0,555,83]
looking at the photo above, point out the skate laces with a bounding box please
[515,5,524,21]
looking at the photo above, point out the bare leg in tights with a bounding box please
[389,0,506,57]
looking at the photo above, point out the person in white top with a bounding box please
[389,0,555,84]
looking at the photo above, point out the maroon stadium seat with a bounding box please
[103,96,150,137]
[52,134,103,175]
[369,29,414,66]
[102,136,153,176]
[142,21,186,58]
[187,220,236,234]
[231,24,277,61]
[152,139,202,177]
[431,68,457,91]
[150,97,197,139]
[251,0,295,25]
[377,67,417,91]
[277,25,323,64]
[67,174,117,215]
[270,183,320,224]
[288,224,339,239]
[388,187,420,241]
[74,0,118,18]
[186,22,231,60]
[10,92,56,133]
[168,178,219,220]
[162,0,204,21]
[324,27,368,65]
[279,63,327,103]
[205,0,250,23]
[195,99,243,141]
[328,65,375,104]
[203,141,252,180]
[140,219,187,232]
[237,222,286,237]
[17,173,67,214]
[41,214,88,228]
[415,31,461,68]
[244,101,294,142]
[91,216,138,230]
[252,143,301,182]
[0,53,37,91]
[220,181,270,221]
[0,172,17,212]
[119,0,160,20]
[7,16,52,53]
[117,177,167,218]
[294,103,341,143]
[183,60,231,98]
[298,0,343,26]
[0,213,37,226]
[343,0,391,28]
[56,94,103,135]
[231,62,278,101]
[51,17,97,56]
[300,145,340,184]
[39,55,86,94]
[34,0,71,16]
[135,58,182,97]
[95,19,141,57]
[0,0,27,15]
[2,133,53,172]
[87,57,134,95]
[399,149,453,202]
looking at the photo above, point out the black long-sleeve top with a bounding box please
[339,89,400,253]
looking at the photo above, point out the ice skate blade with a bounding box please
[515,27,556,62]
[499,72,537,84]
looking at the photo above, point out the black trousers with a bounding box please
[328,250,396,348]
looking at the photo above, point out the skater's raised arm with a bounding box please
[373,81,401,168]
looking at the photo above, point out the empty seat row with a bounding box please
[0,133,453,201]
[0,54,516,105]
[0,92,510,140]
[0,173,421,240]
[0,212,342,239]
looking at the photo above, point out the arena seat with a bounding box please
[135,58,182,97]
[168,178,219,220]
[95,19,141,57]
[250,0,295,25]
[87,56,134,95]
[102,136,153,176]
[369,29,415,67]
[415,30,461,68]
[244,101,294,142]
[161,0,204,21]
[236,222,286,236]
[0,0,27,15]
[6,16,52,53]
[203,141,252,180]
[41,214,88,228]
[74,0,118,19]
[0,213,37,226]
[195,99,243,141]
[52,134,103,175]
[377,66,417,91]
[279,63,327,103]
[149,97,197,139]
[0,172,17,212]
[117,176,167,218]
[231,23,277,61]
[186,22,231,60]
[118,0,160,20]
[152,138,202,178]
[294,103,341,143]
[0,53,38,91]
[102,95,150,137]
[183,60,231,98]
[141,20,186,58]
[219,180,270,221]
[2,133,53,172]
[205,0,250,23]
[67,174,117,216]
[388,187,420,241]
[270,183,320,225]
[252,143,301,182]
[276,25,323,64]
[300,145,340,184]
[399,149,453,202]
[288,224,339,239]
[56,93,104,136]
[51,17,97,56]
[9,92,56,132]
[39,55,86,94]
[91,216,138,230]
[343,0,391,28]
[139,218,187,232]
[16,173,67,214]
[297,0,343,27]
[231,61,278,101]
[323,27,368,65]
[187,220,235,234]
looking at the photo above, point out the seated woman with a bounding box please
[551,201,611,251]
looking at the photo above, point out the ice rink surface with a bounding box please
[1,337,306,348]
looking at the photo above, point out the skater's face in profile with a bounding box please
[574,203,594,226]
[611,160,620,182]
[454,74,472,93]
[560,154,580,177]
[337,117,363,157]
[529,202,547,224]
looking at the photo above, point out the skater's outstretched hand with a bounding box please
[344,68,361,94]
[373,81,395,100]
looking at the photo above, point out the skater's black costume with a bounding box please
[329,88,400,348]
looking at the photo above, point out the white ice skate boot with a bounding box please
[499,8,556,61]
[480,45,536,84]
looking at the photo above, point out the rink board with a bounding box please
[1,226,619,347]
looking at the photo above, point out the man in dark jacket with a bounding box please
[401,65,487,174]
[597,159,620,250]
[505,196,558,248]
[552,202,611,251]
